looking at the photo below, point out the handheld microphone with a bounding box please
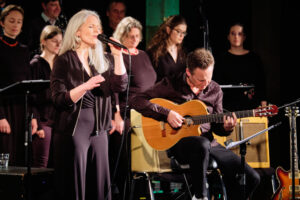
[97,34,127,49]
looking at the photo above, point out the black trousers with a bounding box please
[169,136,260,199]
[169,136,210,198]
[53,108,111,200]
[210,144,260,200]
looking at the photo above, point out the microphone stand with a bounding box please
[238,121,246,200]
[105,45,132,200]
[199,0,211,51]
[226,122,281,200]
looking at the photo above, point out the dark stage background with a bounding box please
[8,0,299,175]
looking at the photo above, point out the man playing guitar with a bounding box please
[130,48,261,200]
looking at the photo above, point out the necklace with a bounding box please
[0,37,18,47]
[123,48,138,55]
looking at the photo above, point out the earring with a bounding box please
[74,35,81,49]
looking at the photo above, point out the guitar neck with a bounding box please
[288,106,299,172]
[192,110,254,124]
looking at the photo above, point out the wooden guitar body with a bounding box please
[273,167,300,200]
[142,98,206,151]
[140,98,277,151]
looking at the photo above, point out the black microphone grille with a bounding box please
[98,34,108,40]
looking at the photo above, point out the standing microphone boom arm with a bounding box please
[97,34,127,49]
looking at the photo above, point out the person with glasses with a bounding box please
[147,15,187,82]
[110,16,156,199]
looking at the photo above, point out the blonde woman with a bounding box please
[30,25,62,168]
[50,9,127,200]
[110,16,156,198]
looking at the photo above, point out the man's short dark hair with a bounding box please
[41,0,59,5]
[107,0,126,11]
[187,48,214,73]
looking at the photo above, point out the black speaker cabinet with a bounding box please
[215,117,270,168]
[0,166,54,200]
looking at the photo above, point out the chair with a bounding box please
[129,109,227,200]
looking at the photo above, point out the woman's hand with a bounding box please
[109,111,124,135]
[0,118,11,134]
[36,129,45,138]
[31,118,38,135]
[108,37,124,57]
[84,74,105,91]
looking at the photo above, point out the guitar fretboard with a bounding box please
[192,110,254,124]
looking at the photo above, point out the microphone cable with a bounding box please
[105,47,132,200]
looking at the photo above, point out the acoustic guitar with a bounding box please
[273,106,300,200]
[139,98,278,151]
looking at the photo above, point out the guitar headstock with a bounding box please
[254,105,278,117]
[285,106,299,117]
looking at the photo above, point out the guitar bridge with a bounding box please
[160,121,166,137]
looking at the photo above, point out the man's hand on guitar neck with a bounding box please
[167,110,184,128]
[223,112,237,131]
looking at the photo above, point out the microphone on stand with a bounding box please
[97,34,127,49]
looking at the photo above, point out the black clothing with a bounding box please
[147,51,186,82]
[131,72,260,199]
[30,55,54,125]
[214,51,266,111]
[51,50,128,200]
[109,50,156,199]
[30,54,54,168]
[119,50,157,114]
[0,35,31,166]
[22,14,67,58]
[51,50,128,136]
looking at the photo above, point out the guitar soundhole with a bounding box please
[184,116,194,127]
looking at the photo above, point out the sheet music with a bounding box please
[226,122,281,149]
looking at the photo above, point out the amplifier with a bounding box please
[0,166,54,200]
[215,117,270,168]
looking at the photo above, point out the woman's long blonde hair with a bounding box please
[59,9,109,73]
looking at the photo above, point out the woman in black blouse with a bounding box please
[0,5,38,166]
[110,16,157,198]
[214,22,267,111]
[30,25,62,168]
[147,15,187,82]
[50,9,127,200]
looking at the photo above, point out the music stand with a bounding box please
[0,80,50,200]
[226,122,281,200]
[220,84,255,89]
[220,85,255,112]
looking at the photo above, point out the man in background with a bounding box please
[102,0,126,37]
[22,0,67,57]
